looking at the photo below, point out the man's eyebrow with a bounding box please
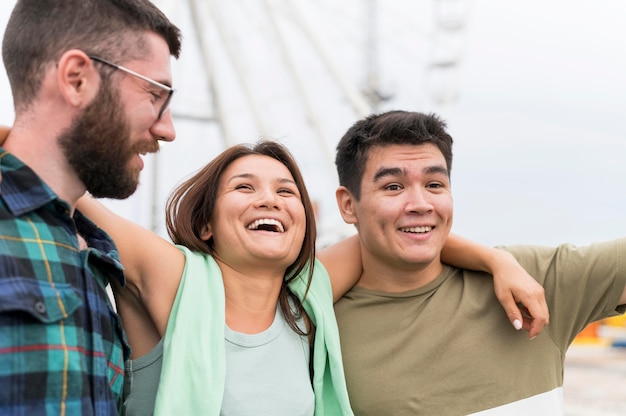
[373,167,403,182]
[372,165,449,182]
[424,165,449,177]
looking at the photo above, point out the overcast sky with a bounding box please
[1,0,624,247]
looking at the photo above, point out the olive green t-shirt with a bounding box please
[334,239,626,415]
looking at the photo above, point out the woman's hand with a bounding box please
[441,233,549,338]
[490,249,549,339]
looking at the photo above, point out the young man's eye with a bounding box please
[427,182,447,190]
[385,184,402,191]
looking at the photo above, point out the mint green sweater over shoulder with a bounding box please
[153,245,353,415]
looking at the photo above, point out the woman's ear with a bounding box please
[199,223,212,241]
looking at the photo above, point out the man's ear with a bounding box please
[200,223,212,241]
[56,50,101,108]
[335,186,358,225]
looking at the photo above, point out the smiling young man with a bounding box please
[332,110,626,415]
[0,1,181,414]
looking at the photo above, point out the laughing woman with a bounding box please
[79,142,354,415]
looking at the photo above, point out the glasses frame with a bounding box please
[88,55,175,120]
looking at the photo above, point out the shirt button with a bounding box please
[34,301,46,314]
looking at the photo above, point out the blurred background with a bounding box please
[1,0,625,248]
[1,1,625,413]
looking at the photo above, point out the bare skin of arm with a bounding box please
[77,195,185,357]
[9,125,624,337]
[317,235,363,303]
[0,125,548,338]
[319,233,551,338]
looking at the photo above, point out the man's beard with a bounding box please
[59,79,159,199]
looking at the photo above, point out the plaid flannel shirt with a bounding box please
[0,149,130,415]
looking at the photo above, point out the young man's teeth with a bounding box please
[247,218,285,233]
[401,226,432,233]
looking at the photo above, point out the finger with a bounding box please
[522,297,550,339]
[517,306,536,338]
[498,293,524,331]
[528,309,548,339]
[518,302,549,339]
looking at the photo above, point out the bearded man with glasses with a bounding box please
[0,1,181,415]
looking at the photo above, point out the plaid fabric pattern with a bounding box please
[0,149,130,416]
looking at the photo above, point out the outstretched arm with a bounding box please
[0,126,551,338]
[319,232,550,339]
[77,195,185,343]
[441,233,549,339]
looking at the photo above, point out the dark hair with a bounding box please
[2,0,182,112]
[335,110,454,200]
[165,140,317,336]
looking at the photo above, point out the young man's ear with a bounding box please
[336,186,358,225]
[56,50,101,108]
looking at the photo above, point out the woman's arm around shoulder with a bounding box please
[77,194,185,337]
[317,234,363,303]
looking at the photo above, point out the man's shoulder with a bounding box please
[0,150,57,216]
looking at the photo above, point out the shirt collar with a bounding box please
[0,148,125,286]
[0,148,59,216]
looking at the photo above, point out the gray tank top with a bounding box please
[221,305,314,416]
[123,305,314,416]
[123,338,164,416]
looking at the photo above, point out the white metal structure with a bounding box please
[141,0,468,245]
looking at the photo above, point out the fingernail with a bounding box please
[513,319,522,330]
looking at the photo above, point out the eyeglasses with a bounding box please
[89,55,175,120]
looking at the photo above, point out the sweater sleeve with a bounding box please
[154,246,226,416]
[290,259,354,415]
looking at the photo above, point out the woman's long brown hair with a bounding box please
[165,140,317,337]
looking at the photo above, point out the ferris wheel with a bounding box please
[154,0,471,145]
[134,0,473,240]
